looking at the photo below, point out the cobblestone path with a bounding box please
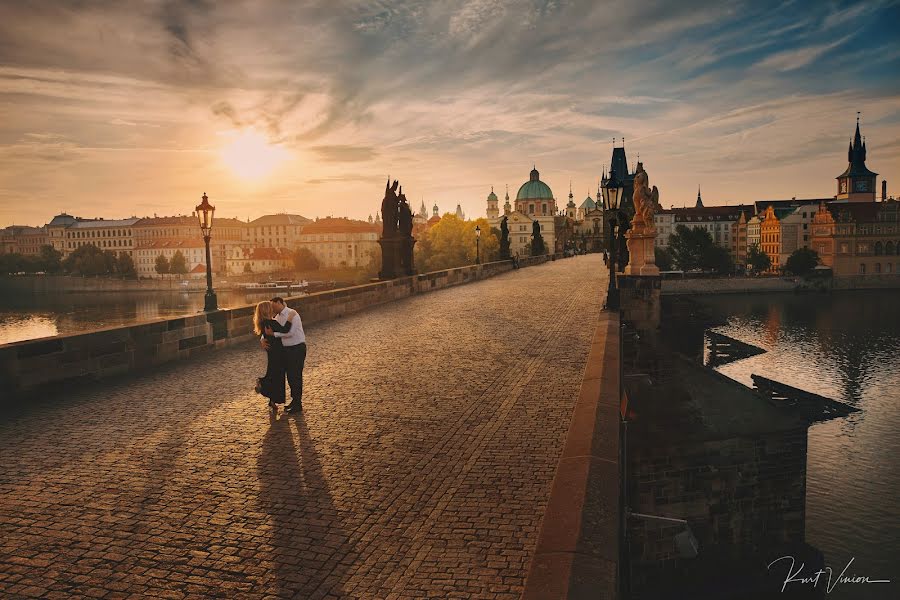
[0,255,607,599]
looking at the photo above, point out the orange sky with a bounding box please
[1,1,898,227]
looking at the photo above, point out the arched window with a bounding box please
[886,241,895,255]
[874,241,883,255]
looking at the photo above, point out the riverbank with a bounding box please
[661,273,900,295]
[0,267,371,293]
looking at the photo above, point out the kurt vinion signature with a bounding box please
[767,556,892,594]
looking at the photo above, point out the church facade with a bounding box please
[485,167,560,257]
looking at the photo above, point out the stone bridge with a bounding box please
[0,255,617,599]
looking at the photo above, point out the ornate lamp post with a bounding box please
[195,192,218,311]
[475,225,481,265]
[602,169,624,310]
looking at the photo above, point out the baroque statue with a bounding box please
[631,163,659,231]
[381,179,400,238]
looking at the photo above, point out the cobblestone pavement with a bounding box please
[0,255,607,600]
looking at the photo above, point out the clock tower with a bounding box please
[836,115,878,202]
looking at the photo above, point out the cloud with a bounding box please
[311,145,379,163]
[754,34,854,72]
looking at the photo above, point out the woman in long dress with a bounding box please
[253,300,293,414]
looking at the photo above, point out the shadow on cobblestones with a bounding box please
[258,413,353,599]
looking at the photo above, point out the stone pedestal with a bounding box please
[624,226,659,276]
[401,237,417,276]
[617,274,661,332]
[378,237,403,280]
[499,239,511,260]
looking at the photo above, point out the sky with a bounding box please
[1,0,899,227]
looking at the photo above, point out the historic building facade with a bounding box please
[243,213,310,249]
[296,217,380,269]
[485,166,560,257]
[65,218,139,257]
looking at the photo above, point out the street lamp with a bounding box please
[475,225,481,265]
[602,168,624,310]
[195,192,218,311]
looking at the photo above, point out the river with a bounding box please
[0,290,283,345]
[696,291,899,598]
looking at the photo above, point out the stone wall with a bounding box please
[626,429,808,597]
[662,273,900,295]
[0,255,561,404]
[523,310,622,600]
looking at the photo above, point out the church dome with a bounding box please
[516,167,554,200]
[487,188,498,202]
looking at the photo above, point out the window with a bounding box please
[859,263,866,274]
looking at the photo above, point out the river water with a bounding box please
[696,291,899,598]
[0,290,279,345]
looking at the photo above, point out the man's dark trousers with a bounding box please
[284,343,307,404]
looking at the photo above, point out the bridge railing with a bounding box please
[522,310,622,599]
[0,254,565,406]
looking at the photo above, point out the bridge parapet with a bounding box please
[1,255,563,405]
[523,310,622,599]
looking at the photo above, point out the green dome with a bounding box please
[487,189,498,201]
[516,167,554,200]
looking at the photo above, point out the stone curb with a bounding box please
[522,311,621,599]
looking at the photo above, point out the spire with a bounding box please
[568,180,573,200]
[696,186,704,208]
[505,184,509,201]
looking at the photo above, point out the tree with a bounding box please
[170,250,188,275]
[155,253,170,276]
[292,247,320,271]
[0,253,26,275]
[785,247,819,276]
[654,247,674,271]
[668,225,711,271]
[415,214,499,272]
[39,245,62,273]
[116,252,136,278]
[701,245,734,275]
[63,244,110,276]
[747,244,771,274]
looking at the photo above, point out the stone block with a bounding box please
[178,335,207,351]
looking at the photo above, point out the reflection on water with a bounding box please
[0,290,274,345]
[698,291,900,597]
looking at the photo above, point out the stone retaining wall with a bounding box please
[662,273,900,295]
[523,310,622,600]
[0,255,562,404]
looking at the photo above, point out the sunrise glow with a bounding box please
[220,129,290,180]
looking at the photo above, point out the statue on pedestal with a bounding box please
[624,163,661,276]
[630,164,660,233]
[381,179,400,238]
[398,189,416,275]
[499,216,511,259]
[378,179,416,279]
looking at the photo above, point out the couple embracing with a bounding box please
[253,297,306,415]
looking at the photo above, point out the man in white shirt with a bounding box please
[264,297,307,413]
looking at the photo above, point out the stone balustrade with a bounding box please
[0,254,563,404]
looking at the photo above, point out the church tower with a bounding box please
[695,186,704,208]
[503,185,512,216]
[566,182,577,219]
[432,203,439,218]
[837,115,878,202]
[486,187,499,218]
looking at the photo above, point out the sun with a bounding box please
[220,129,290,180]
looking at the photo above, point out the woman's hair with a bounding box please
[253,300,273,336]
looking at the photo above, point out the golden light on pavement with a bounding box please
[220,129,290,180]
